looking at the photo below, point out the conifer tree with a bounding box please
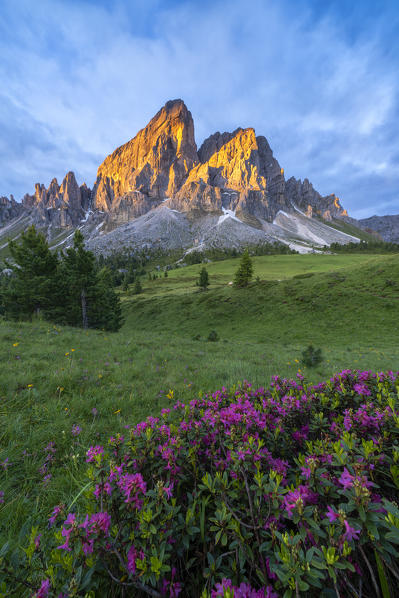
[61,230,123,331]
[4,226,60,319]
[133,278,142,295]
[198,267,209,291]
[233,249,254,288]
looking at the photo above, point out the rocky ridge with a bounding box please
[357,214,399,243]
[0,99,362,255]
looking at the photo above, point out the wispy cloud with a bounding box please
[0,0,398,217]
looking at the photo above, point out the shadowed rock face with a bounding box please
[0,195,25,225]
[285,177,348,221]
[357,214,399,242]
[92,99,198,213]
[22,172,91,227]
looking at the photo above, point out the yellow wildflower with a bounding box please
[27,384,33,388]
[13,342,19,347]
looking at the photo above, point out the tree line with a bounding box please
[0,226,122,331]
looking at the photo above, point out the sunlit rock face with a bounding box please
[22,172,90,227]
[92,99,198,214]
[285,177,348,221]
[172,127,287,220]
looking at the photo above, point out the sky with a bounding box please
[1,0,399,218]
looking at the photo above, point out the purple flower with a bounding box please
[118,473,146,506]
[338,468,354,490]
[34,534,42,549]
[71,424,81,437]
[0,491,4,504]
[353,383,371,396]
[343,520,361,542]
[325,506,339,523]
[1,458,10,470]
[34,579,50,598]
[127,545,137,574]
[86,445,104,463]
[48,504,64,526]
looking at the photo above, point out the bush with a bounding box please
[301,345,323,367]
[3,370,399,597]
[207,329,219,342]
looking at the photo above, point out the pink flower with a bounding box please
[325,506,339,523]
[338,468,354,490]
[127,545,137,574]
[343,520,361,542]
[34,579,50,598]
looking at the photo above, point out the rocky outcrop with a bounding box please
[285,177,348,221]
[22,172,91,227]
[172,127,287,220]
[0,195,25,225]
[357,214,399,243]
[92,99,198,214]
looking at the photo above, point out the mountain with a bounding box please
[0,99,366,256]
[356,214,399,243]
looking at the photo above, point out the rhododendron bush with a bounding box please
[2,370,399,597]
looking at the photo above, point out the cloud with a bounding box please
[0,0,398,217]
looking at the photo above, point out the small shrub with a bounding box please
[301,344,323,367]
[293,272,314,279]
[207,330,219,342]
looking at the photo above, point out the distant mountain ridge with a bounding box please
[0,99,381,255]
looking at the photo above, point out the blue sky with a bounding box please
[0,0,398,218]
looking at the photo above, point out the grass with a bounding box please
[1,251,399,546]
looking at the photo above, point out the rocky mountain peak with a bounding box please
[92,99,198,214]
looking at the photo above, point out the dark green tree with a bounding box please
[61,231,123,331]
[3,226,61,320]
[133,278,142,295]
[198,267,209,291]
[122,274,129,293]
[234,249,254,288]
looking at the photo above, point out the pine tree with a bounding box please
[4,226,61,320]
[61,231,123,331]
[133,278,142,295]
[233,249,254,288]
[198,267,209,291]
[122,274,129,292]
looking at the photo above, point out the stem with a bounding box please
[359,545,381,598]
[381,555,399,581]
[333,579,341,598]
[241,468,268,582]
[104,565,161,596]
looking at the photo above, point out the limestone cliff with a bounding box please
[0,195,25,225]
[92,99,198,216]
[22,172,90,227]
[285,177,348,221]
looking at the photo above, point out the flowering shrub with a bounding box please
[2,370,399,597]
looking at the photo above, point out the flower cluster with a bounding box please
[8,369,399,597]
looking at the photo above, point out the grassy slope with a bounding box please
[1,252,399,542]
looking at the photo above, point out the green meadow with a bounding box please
[0,252,398,545]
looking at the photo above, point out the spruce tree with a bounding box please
[4,226,61,320]
[61,231,123,331]
[198,267,209,290]
[133,278,142,295]
[233,249,254,288]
